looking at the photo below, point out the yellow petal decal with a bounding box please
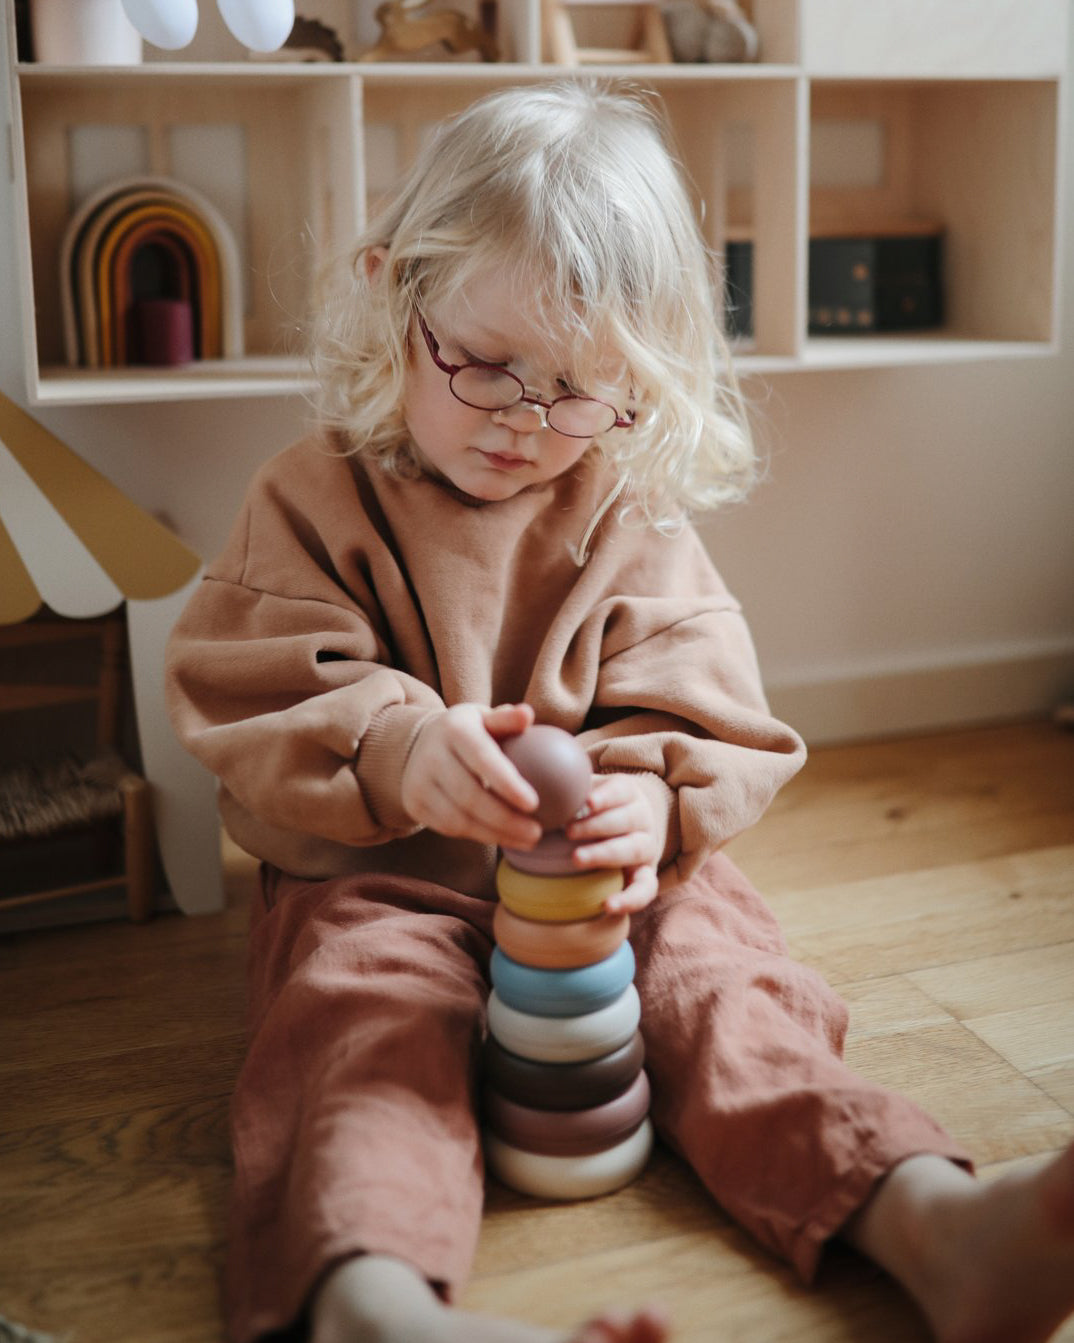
[0,393,201,601]
[0,512,41,625]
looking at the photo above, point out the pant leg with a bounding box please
[226,867,496,1343]
[631,852,971,1282]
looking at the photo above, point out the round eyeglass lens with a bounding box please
[547,398,618,437]
[451,365,524,411]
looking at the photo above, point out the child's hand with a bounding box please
[565,774,666,915]
[400,702,543,850]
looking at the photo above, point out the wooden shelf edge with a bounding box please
[31,362,314,406]
[15,59,806,82]
[735,337,1060,376]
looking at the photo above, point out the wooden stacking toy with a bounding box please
[483,725,653,1200]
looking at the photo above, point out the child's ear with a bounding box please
[364,246,389,285]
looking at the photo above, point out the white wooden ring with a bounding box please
[486,984,641,1063]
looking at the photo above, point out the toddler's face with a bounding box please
[402,267,619,502]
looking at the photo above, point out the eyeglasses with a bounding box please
[417,313,634,439]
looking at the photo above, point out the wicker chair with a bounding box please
[0,609,155,922]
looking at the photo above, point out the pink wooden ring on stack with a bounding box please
[485,1119,654,1201]
[493,903,630,970]
[483,1069,651,1157]
[502,829,585,876]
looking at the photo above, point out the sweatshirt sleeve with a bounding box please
[573,529,806,885]
[164,464,445,848]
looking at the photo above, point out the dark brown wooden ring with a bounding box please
[482,1031,646,1111]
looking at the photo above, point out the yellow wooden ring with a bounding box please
[496,858,623,923]
[493,903,630,969]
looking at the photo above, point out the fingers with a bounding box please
[400,703,542,848]
[573,1305,671,1343]
[567,776,659,871]
[416,772,540,848]
[606,864,658,915]
[482,701,536,739]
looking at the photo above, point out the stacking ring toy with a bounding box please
[502,829,585,876]
[487,984,640,1064]
[483,1032,646,1111]
[493,904,629,970]
[496,859,623,923]
[484,1118,654,1201]
[490,942,635,1018]
[483,1070,651,1157]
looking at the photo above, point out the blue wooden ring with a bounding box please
[490,942,635,1018]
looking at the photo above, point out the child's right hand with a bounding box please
[400,702,544,849]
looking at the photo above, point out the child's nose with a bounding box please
[492,402,548,433]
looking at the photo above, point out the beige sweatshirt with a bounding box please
[165,431,805,897]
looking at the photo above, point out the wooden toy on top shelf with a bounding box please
[359,0,499,62]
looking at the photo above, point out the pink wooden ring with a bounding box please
[493,903,630,970]
[483,1069,650,1157]
[485,1119,653,1201]
[502,829,585,876]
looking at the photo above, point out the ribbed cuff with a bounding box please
[355,703,441,832]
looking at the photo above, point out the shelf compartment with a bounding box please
[12,67,361,403]
[360,70,804,360]
[809,79,1061,346]
[800,0,1068,77]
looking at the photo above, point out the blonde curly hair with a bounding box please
[310,78,755,532]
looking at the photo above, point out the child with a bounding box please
[165,81,1074,1343]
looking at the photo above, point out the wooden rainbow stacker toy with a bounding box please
[483,725,653,1200]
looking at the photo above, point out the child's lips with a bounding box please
[481,450,533,471]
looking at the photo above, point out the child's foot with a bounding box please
[846,1144,1074,1343]
[311,1253,671,1343]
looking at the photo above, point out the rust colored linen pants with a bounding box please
[226,855,969,1342]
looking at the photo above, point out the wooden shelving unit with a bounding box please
[4,0,1067,405]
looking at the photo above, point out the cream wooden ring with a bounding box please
[486,985,641,1064]
[493,904,630,970]
[484,1118,653,1200]
[496,858,623,923]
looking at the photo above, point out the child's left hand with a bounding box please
[565,774,667,915]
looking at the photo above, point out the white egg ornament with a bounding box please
[121,0,199,48]
[217,0,295,51]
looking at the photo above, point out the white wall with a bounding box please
[2,20,1072,745]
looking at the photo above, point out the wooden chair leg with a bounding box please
[121,774,156,922]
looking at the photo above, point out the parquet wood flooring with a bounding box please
[2,720,1072,1342]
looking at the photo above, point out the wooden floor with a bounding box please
[1,720,1073,1343]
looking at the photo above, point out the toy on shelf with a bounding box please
[119,0,295,52]
[662,0,758,63]
[59,177,243,370]
[483,724,653,1201]
[358,0,499,63]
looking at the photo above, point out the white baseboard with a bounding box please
[766,642,1074,746]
